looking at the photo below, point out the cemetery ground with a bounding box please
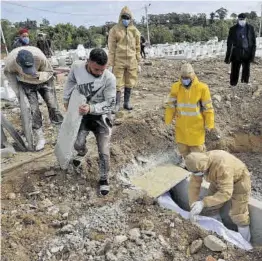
[1,58,262,261]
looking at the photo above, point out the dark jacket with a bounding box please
[225,23,256,62]
[37,39,53,58]
[12,38,28,49]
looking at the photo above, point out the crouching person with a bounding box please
[185,150,251,242]
[63,48,116,196]
[4,47,63,151]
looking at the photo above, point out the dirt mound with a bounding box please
[1,58,262,260]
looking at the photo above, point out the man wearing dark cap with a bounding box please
[4,46,63,151]
[224,13,256,87]
[12,28,30,49]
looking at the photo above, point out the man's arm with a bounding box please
[188,175,203,207]
[201,84,214,130]
[202,168,234,207]
[89,75,116,115]
[63,63,77,110]
[250,25,256,62]
[136,30,141,63]
[225,27,233,63]
[164,83,177,125]
[108,28,117,67]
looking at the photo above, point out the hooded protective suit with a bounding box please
[108,6,141,90]
[185,150,251,226]
[165,63,214,151]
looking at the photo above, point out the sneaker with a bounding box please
[99,179,110,196]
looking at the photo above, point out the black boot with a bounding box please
[114,91,121,113]
[123,87,133,110]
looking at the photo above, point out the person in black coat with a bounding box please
[140,35,146,59]
[224,13,256,86]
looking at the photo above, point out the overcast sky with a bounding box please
[1,0,261,27]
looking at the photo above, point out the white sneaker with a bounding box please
[34,128,46,151]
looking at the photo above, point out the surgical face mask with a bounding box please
[238,20,246,27]
[181,78,192,86]
[122,19,130,27]
[21,37,29,44]
[192,172,204,177]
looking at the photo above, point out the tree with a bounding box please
[230,13,237,19]
[210,12,216,24]
[215,8,228,20]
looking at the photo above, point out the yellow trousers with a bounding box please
[177,143,206,158]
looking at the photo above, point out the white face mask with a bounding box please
[238,20,246,27]
[192,172,204,177]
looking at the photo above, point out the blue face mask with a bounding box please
[21,37,29,45]
[182,78,192,86]
[122,19,130,27]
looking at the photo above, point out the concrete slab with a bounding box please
[131,164,189,198]
[54,88,86,170]
[170,175,262,245]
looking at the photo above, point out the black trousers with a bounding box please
[21,80,63,129]
[74,114,112,181]
[140,46,146,59]
[230,60,251,86]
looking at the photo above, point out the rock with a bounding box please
[225,101,231,108]
[174,217,183,224]
[7,193,16,200]
[44,170,56,177]
[50,246,63,253]
[62,212,69,219]
[128,228,141,241]
[114,235,128,245]
[47,205,60,215]
[144,61,153,66]
[158,235,169,247]
[106,251,117,261]
[170,222,175,228]
[218,259,226,261]
[206,255,217,261]
[60,224,74,234]
[204,235,227,252]
[190,239,203,254]
[139,219,154,231]
[135,155,149,163]
[213,94,222,102]
[123,189,146,201]
[141,230,156,237]
[39,198,53,209]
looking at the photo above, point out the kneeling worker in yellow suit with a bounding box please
[165,63,215,166]
[185,150,251,242]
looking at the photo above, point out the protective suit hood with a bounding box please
[185,152,210,173]
[118,6,134,25]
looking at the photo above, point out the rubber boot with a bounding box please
[123,87,133,110]
[238,225,251,242]
[115,91,121,113]
[34,128,46,151]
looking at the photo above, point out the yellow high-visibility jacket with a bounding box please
[108,6,141,69]
[165,76,214,146]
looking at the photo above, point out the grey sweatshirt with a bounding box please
[63,61,116,115]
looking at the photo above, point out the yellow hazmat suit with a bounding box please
[185,150,251,226]
[165,63,214,157]
[108,6,141,90]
